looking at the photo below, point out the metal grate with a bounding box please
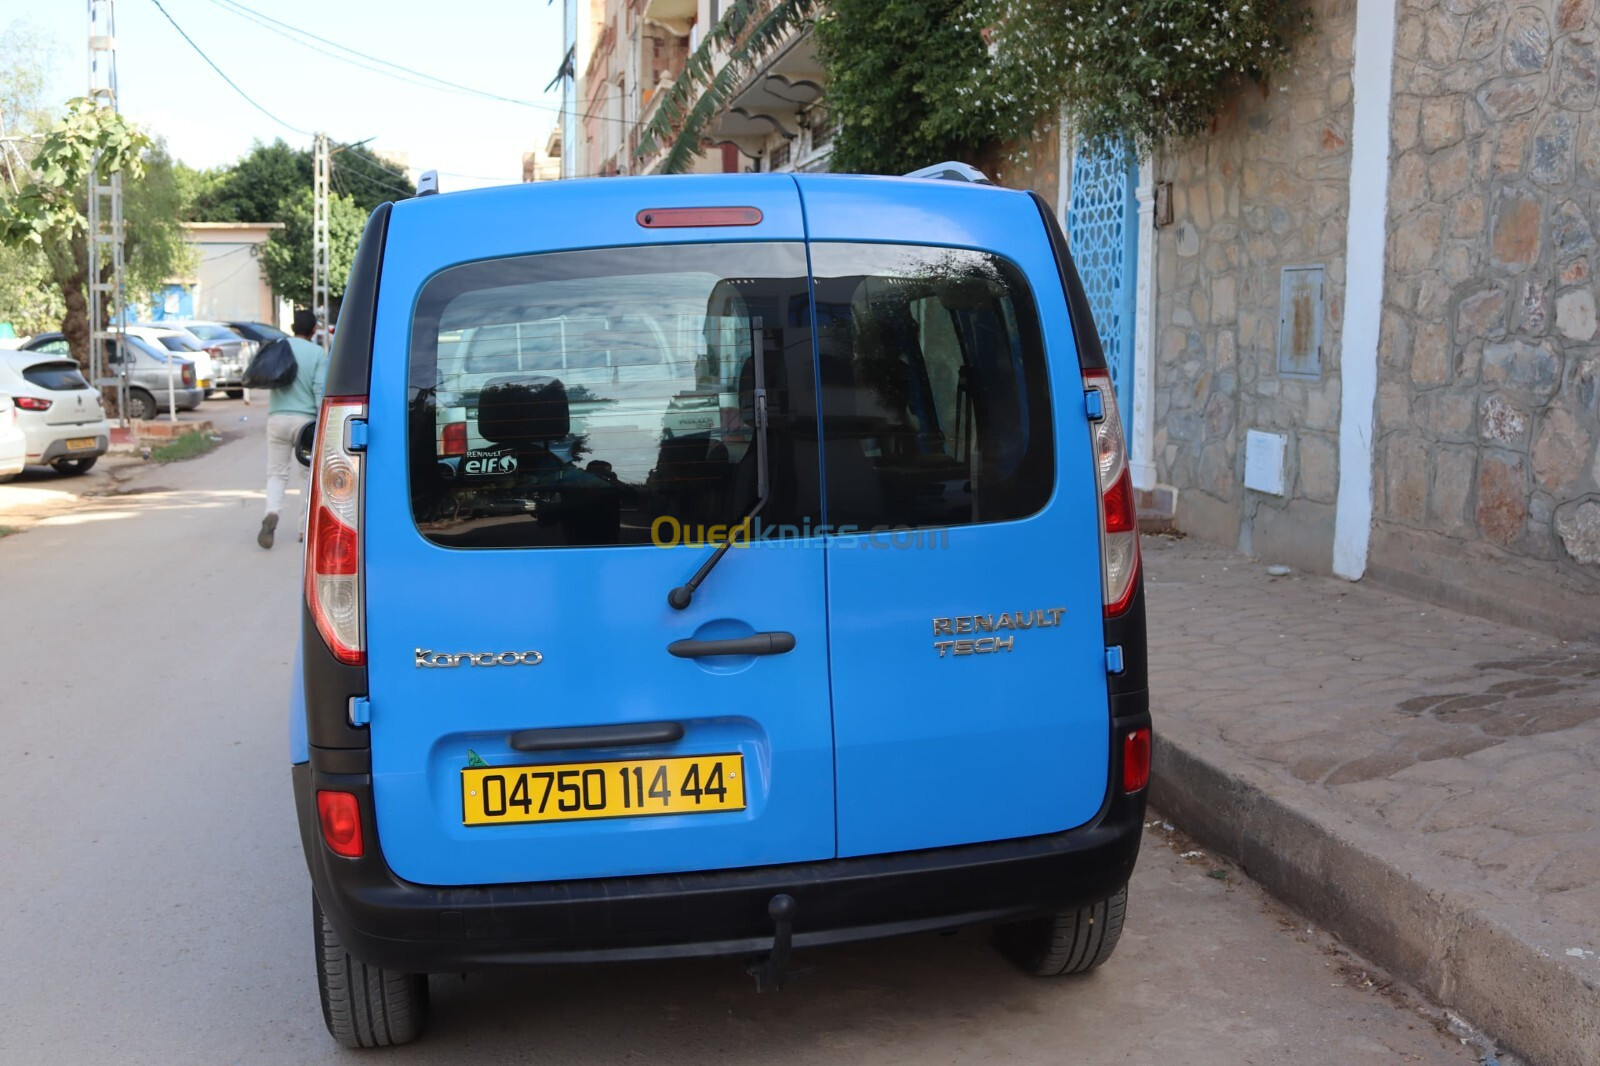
[1066,139,1139,405]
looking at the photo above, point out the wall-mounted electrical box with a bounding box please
[1278,265,1324,380]
[1244,430,1289,496]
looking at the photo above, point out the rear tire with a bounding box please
[314,895,428,1048]
[51,457,97,476]
[126,389,157,421]
[995,883,1128,976]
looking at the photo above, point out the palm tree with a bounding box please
[635,0,821,175]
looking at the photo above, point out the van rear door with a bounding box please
[360,179,837,887]
[797,177,1111,857]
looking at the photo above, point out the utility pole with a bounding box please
[312,131,331,349]
[87,0,130,423]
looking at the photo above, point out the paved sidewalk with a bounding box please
[1143,535,1600,1066]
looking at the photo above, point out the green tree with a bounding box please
[186,138,309,223]
[186,139,412,222]
[0,20,53,154]
[0,98,190,366]
[330,145,414,213]
[125,142,190,305]
[185,139,412,308]
[260,187,365,309]
[0,20,59,335]
[0,239,63,335]
[983,0,1310,155]
[816,0,1036,175]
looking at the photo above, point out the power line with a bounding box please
[147,0,311,136]
[204,0,634,128]
[205,0,506,108]
[211,0,535,106]
[335,154,414,193]
[332,158,413,200]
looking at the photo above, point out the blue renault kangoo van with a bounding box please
[290,165,1151,1047]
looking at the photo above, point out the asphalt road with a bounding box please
[0,409,1482,1065]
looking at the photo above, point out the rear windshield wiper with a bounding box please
[668,318,768,611]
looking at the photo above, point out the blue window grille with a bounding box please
[1066,140,1139,416]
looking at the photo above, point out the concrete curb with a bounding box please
[1150,725,1600,1066]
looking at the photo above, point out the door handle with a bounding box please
[509,721,684,752]
[667,632,796,658]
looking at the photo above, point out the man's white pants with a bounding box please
[265,412,309,517]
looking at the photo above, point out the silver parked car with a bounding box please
[141,321,253,397]
[20,332,204,420]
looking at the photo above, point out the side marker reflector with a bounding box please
[316,790,364,857]
[1122,728,1152,793]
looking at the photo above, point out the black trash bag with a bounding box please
[242,338,299,390]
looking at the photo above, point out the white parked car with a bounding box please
[0,352,111,475]
[138,320,252,396]
[124,325,215,391]
[0,392,26,482]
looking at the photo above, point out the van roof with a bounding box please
[388,172,1020,223]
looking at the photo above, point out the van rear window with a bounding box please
[811,243,1054,531]
[407,243,819,548]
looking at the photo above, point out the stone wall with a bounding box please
[1369,0,1600,636]
[996,118,1062,211]
[1151,0,1357,572]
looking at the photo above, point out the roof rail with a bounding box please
[903,161,994,186]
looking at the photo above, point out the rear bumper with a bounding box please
[294,697,1150,973]
[36,433,109,463]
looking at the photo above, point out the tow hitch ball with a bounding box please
[748,894,797,992]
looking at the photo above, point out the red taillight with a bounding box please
[442,421,467,457]
[1085,369,1141,617]
[181,363,196,387]
[305,396,367,666]
[1122,728,1152,792]
[1103,468,1136,534]
[205,346,223,358]
[316,790,364,857]
[14,396,51,411]
[637,206,763,228]
[312,507,358,575]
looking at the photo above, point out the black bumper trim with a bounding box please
[295,696,1150,973]
[37,435,110,463]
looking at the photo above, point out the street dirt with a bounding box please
[0,414,1492,1065]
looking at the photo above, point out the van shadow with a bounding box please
[407,931,1049,1063]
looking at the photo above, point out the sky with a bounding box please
[5,0,567,191]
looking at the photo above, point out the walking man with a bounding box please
[260,309,327,549]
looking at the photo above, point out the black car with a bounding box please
[224,320,288,344]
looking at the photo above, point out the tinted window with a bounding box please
[811,243,1053,531]
[238,322,287,340]
[22,361,90,391]
[408,243,818,549]
[157,335,204,352]
[31,338,70,355]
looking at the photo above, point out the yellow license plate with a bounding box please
[462,753,746,826]
[65,437,96,450]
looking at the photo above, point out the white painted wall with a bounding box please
[1332,0,1397,580]
[1131,158,1156,491]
